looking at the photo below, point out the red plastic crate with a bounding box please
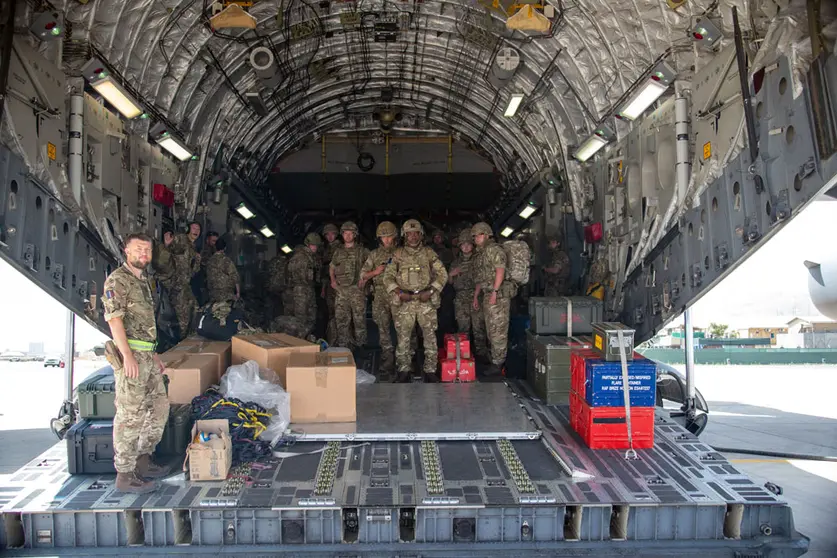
[440,358,476,382]
[153,183,174,207]
[444,333,471,359]
[570,391,654,450]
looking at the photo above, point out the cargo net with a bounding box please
[191,389,274,465]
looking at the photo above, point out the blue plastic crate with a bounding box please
[584,358,656,407]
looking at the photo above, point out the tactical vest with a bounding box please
[392,246,434,292]
[332,246,364,286]
[451,254,475,292]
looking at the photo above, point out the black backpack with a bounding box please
[196,304,244,341]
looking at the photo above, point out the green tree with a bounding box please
[708,323,729,338]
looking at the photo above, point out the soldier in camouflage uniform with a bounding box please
[205,238,240,304]
[544,236,571,296]
[321,223,342,344]
[430,229,454,268]
[200,231,219,267]
[168,222,202,339]
[448,230,488,360]
[384,220,448,382]
[361,222,398,368]
[286,233,322,335]
[152,229,176,291]
[330,222,370,349]
[472,222,514,376]
[265,251,289,322]
[103,233,169,494]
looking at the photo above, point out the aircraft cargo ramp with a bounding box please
[0,381,808,556]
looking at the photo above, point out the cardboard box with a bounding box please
[286,352,357,423]
[166,337,232,377]
[231,333,320,386]
[162,354,219,404]
[187,419,232,481]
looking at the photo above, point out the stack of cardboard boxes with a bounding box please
[181,333,358,481]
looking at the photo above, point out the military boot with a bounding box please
[422,372,440,383]
[136,454,171,479]
[115,471,157,494]
[481,363,504,380]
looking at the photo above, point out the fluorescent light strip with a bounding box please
[573,135,609,162]
[500,226,515,238]
[519,205,537,219]
[504,93,524,117]
[156,136,193,162]
[90,78,143,119]
[619,80,668,121]
[235,203,255,220]
[260,226,275,238]
[281,245,293,254]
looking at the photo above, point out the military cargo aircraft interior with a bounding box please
[0,0,835,554]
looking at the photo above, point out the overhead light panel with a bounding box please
[572,125,615,163]
[235,203,255,220]
[81,59,143,119]
[504,93,524,117]
[281,244,293,254]
[617,61,676,121]
[500,226,515,238]
[156,133,194,161]
[519,204,538,219]
[260,226,275,238]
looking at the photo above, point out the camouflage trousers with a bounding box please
[207,287,235,305]
[170,286,196,339]
[334,286,367,349]
[325,284,337,345]
[454,290,487,358]
[372,291,394,351]
[113,352,169,473]
[479,290,511,366]
[287,285,317,332]
[265,289,285,324]
[544,279,569,298]
[393,299,438,375]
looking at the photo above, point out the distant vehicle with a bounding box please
[44,357,65,368]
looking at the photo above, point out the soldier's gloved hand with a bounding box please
[399,291,413,302]
[418,289,432,303]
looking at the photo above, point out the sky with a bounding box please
[0,200,833,353]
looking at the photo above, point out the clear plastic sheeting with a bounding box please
[220,360,291,445]
[356,369,376,385]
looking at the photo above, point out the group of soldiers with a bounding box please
[264,219,572,381]
[152,221,241,339]
[147,217,574,381]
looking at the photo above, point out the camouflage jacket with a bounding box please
[153,243,176,289]
[288,245,318,288]
[330,244,370,287]
[432,244,454,268]
[200,243,217,269]
[384,245,448,294]
[265,254,288,293]
[474,240,508,291]
[361,246,396,294]
[169,233,200,288]
[206,252,239,297]
[103,265,157,343]
[545,248,571,282]
[449,252,476,293]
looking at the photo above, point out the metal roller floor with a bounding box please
[0,381,809,556]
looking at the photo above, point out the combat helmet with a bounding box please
[304,232,323,246]
[340,221,359,234]
[458,230,473,246]
[323,223,339,235]
[471,222,493,237]
[376,221,397,238]
[401,219,425,236]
